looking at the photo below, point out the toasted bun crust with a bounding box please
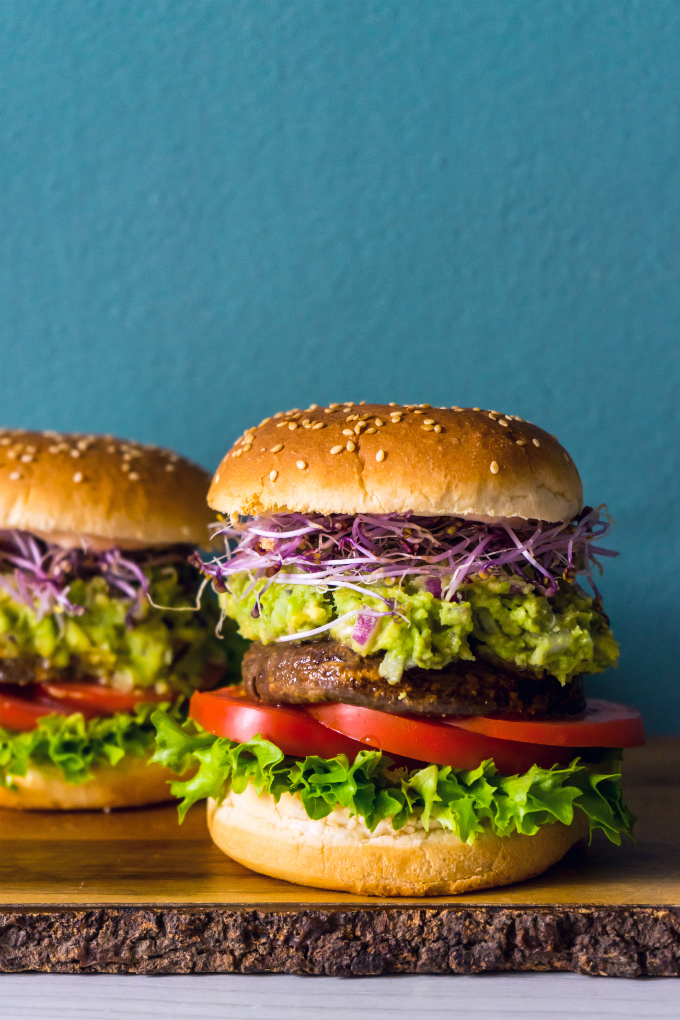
[0,429,214,548]
[207,785,589,897]
[0,754,178,811]
[209,404,582,523]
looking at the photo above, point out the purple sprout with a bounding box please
[0,531,187,623]
[198,505,617,611]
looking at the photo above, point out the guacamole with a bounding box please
[219,571,618,684]
[0,565,243,693]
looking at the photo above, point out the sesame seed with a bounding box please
[271,444,284,453]
[490,461,499,474]
[359,413,371,421]
[330,445,343,455]
[288,422,298,430]
[25,445,36,454]
[165,463,175,471]
[376,449,385,462]
[328,403,340,409]
[0,438,10,446]
[20,454,33,463]
[498,419,508,427]
[413,409,425,415]
[8,471,21,481]
[312,422,325,429]
[563,452,570,462]
[269,470,278,481]
[301,418,311,426]
[419,403,431,409]
[259,418,271,427]
[452,407,463,412]
[308,404,319,410]
[423,418,435,425]
[354,424,363,435]
[365,427,376,434]
[273,411,285,419]
[434,424,442,433]
[70,449,80,458]
[533,438,541,447]
[73,472,83,483]
[344,401,354,407]
[296,460,307,470]
[346,440,356,452]
[516,438,526,446]
[242,443,252,452]
[488,412,498,420]
[422,424,434,431]
[122,462,131,472]
[388,402,397,407]
[276,422,287,428]
[374,419,384,427]
[233,449,242,458]
[128,472,140,481]
[473,407,481,412]
[342,429,354,436]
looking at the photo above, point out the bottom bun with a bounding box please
[207,783,589,897]
[0,754,177,811]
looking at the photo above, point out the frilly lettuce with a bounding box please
[151,710,634,845]
[0,700,185,786]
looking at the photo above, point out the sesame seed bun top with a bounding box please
[0,429,214,549]
[208,403,583,524]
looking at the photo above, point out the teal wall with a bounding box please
[1,1,678,731]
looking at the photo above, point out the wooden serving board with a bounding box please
[1,738,679,977]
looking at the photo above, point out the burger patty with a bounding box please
[242,641,586,718]
[0,657,47,686]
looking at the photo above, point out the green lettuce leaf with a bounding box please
[151,710,635,843]
[0,700,185,786]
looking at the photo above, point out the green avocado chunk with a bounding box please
[0,565,243,693]
[219,571,618,684]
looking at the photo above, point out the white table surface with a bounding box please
[0,972,677,1020]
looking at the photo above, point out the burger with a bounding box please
[0,428,243,810]
[153,403,643,896]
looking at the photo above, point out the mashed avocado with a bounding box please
[0,565,241,693]
[220,571,618,684]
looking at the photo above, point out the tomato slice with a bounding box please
[190,687,366,760]
[445,699,645,748]
[0,687,71,731]
[306,703,574,773]
[37,681,174,716]
[0,681,176,733]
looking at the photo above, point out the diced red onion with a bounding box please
[351,611,381,648]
